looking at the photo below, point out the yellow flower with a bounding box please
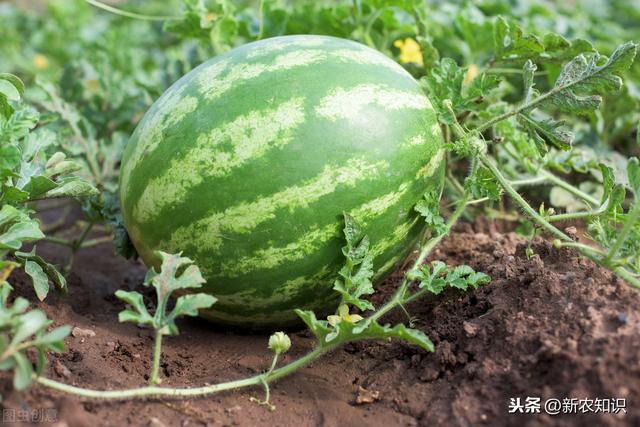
[0,263,16,284]
[85,79,99,92]
[33,53,49,71]
[327,304,363,327]
[393,38,424,66]
[464,64,479,85]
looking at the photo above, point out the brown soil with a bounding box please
[2,220,639,427]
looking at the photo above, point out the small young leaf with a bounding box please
[415,191,446,235]
[36,325,72,346]
[115,290,153,326]
[14,248,67,294]
[45,177,98,199]
[11,310,48,346]
[12,352,33,390]
[517,113,572,152]
[169,293,217,320]
[465,166,503,201]
[24,260,49,301]
[0,80,21,103]
[627,157,640,198]
[522,60,536,103]
[0,73,25,98]
[0,206,44,251]
[493,17,544,61]
[333,214,375,312]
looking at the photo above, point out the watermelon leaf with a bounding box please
[627,157,640,200]
[0,288,70,391]
[295,309,434,352]
[0,205,44,253]
[513,42,637,156]
[408,261,490,295]
[415,191,446,235]
[116,251,214,336]
[14,248,68,297]
[332,214,375,312]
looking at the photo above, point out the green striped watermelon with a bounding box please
[119,35,444,329]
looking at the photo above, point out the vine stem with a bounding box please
[257,0,265,40]
[538,169,600,206]
[369,197,469,323]
[477,150,640,288]
[554,241,605,255]
[149,331,163,386]
[36,346,328,400]
[84,0,180,21]
[604,201,640,263]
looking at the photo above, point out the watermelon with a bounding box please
[119,35,444,329]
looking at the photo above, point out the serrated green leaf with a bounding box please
[2,187,29,204]
[1,106,39,142]
[296,310,434,352]
[493,16,544,60]
[517,113,572,153]
[0,144,21,177]
[415,192,446,235]
[333,214,375,312]
[465,166,503,201]
[45,160,81,178]
[539,42,637,115]
[416,261,490,294]
[45,177,98,199]
[148,251,206,295]
[421,58,498,125]
[342,213,362,247]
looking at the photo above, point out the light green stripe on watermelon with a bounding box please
[211,174,417,279]
[214,222,341,278]
[315,83,432,121]
[119,87,198,200]
[370,216,421,258]
[245,36,328,58]
[350,181,412,224]
[197,50,327,100]
[373,252,406,281]
[199,45,409,102]
[405,134,427,147]
[218,266,332,309]
[416,148,445,179]
[192,58,232,88]
[165,157,388,253]
[133,98,306,223]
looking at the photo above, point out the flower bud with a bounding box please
[268,331,291,354]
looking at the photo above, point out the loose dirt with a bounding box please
[2,220,639,427]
